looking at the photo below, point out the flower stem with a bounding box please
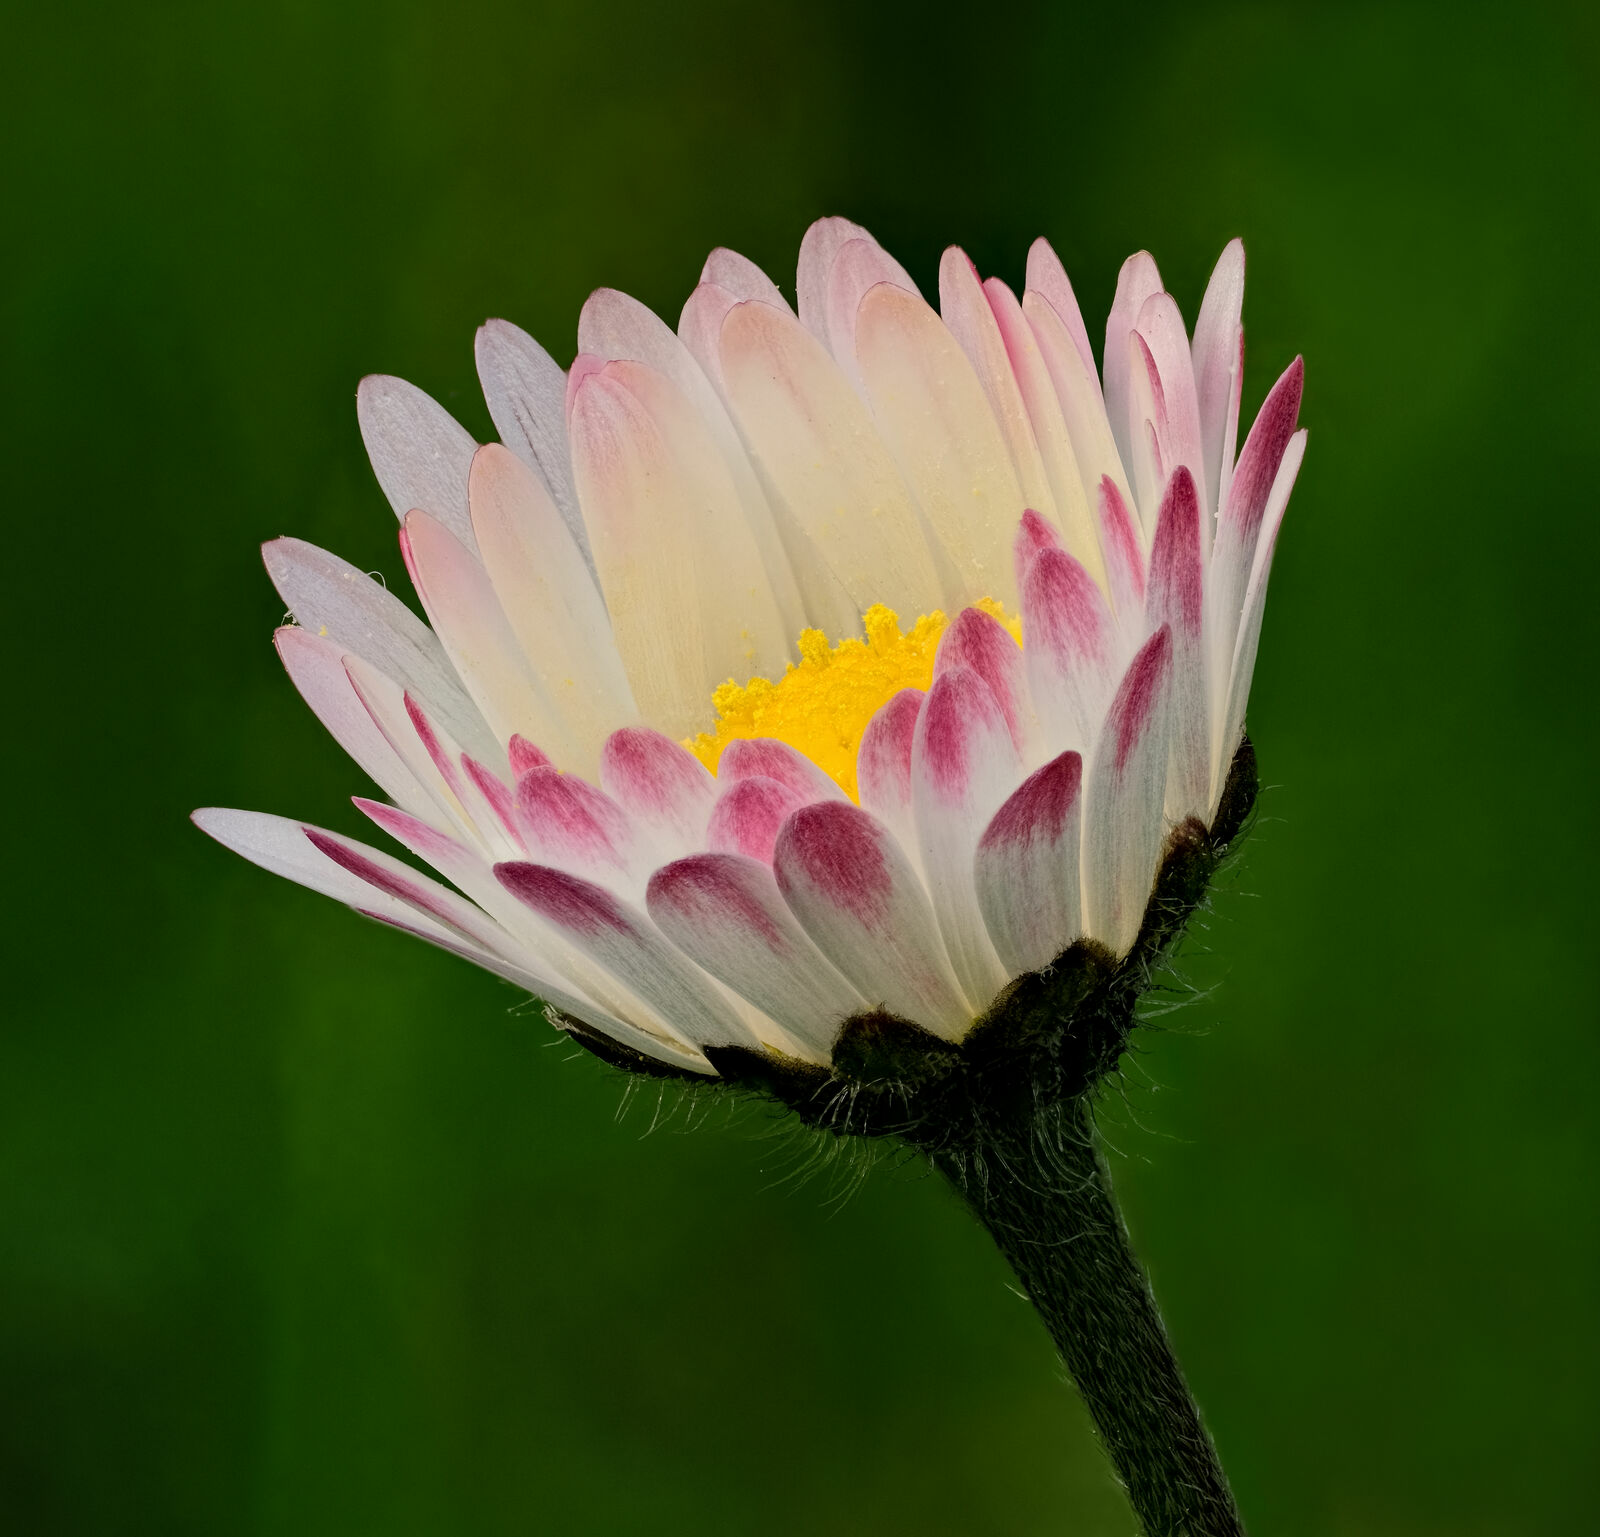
[934,1099,1244,1537]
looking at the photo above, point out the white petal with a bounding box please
[1192,239,1246,522]
[701,247,790,308]
[401,509,585,766]
[855,283,1027,609]
[717,298,945,624]
[1082,627,1175,956]
[939,247,1059,530]
[975,750,1084,975]
[824,236,919,390]
[647,852,866,1061]
[911,666,1019,1008]
[1025,238,1100,390]
[773,801,971,1040]
[855,688,925,872]
[1101,252,1163,483]
[796,215,875,348]
[274,627,433,818]
[1135,292,1207,541]
[262,537,500,768]
[473,319,590,569]
[468,442,637,774]
[356,375,477,553]
[568,362,792,739]
[578,288,806,639]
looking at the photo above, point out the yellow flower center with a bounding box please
[688,600,1019,800]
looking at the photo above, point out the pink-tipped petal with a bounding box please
[1082,627,1175,955]
[1135,292,1207,538]
[1208,357,1305,696]
[934,605,1031,757]
[677,281,739,391]
[716,737,846,804]
[974,750,1084,975]
[855,687,925,864]
[717,298,944,623]
[600,727,716,858]
[1102,252,1164,482]
[1096,476,1147,627]
[1144,467,1209,819]
[495,862,760,1050]
[773,801,970,1039]
[1192,240,1246,520]
[855,282,1027,609]
[262,537,499,768]
[706,776,810,864]
[473,319,587,566]
[1022,547,1119,757]
[647,853,865,1059]
[515,767,638,886]
[356,375,478,553]
[1013,507,1063,592]
[939,247,1059,530]
[1214,429,1306,801]
[911,667,1022,1006]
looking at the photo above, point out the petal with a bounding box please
[797,216,879,348]
[1102,252,1164,483]
[647,853,865,1060]
[1192,240,1246,520]
[855,282,1027,609]
[1013,506,1063,593]
[274,626,433,818]
[773,801,970,1039]
[468,442,637,773]
[911,667,1020,1006]
[855,687,925,867]
[985,279,1104,586]
[717,298,945,624]
[578,288,806,639]
[974,750,1084,975]
[677,281,739,392]
[701,246,790,308]
[1135,292,1207,537]
[515,766,641,887]
[474,319,590,570]
[716,737,845,803]
[1144,467,1209,820]
[1025,237,1099,391]
[1214,429,1306,801]
[939,247,1059,530]
[495,862,761,1050]
[568,362,792,738]
[1208,357,1305,697]
[356,375,477,553]
[706,775,809,863]
[1021,547,1119,758]
[823,236,919,388]
[1082,626,1175,955]
[262,537,500,768]
[599,726,717,859]
[933,605,1031,758]
[401,509,584,766]
[1096,476,1148,628]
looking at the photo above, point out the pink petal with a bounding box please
[496,862,761,1051]
[716,737,845,804]
[1144,467,1209,819]
[1135,292,1207,536]
[1096,476,1148,628]
[647,853,865,1059]
[1022,547,1118,757]
[974,750,1084,975]
[1025,237,1099,391]
[773,801,970,1038]
[911,666,1022,1005]
[1082,626,1175,955]
[700,246,789,308]
[600,726,716,858]
[706,776,809,864]
[1102,252,1164,483]
[855,687,925,864]
[515,766,639,885]
[934,605,1030,756]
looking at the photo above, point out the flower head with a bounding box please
[196,218,1305,1107]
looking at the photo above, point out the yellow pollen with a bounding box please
[688,600,1020,800]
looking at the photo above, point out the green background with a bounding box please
[6,1,1596,1532]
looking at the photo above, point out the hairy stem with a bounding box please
[934,1100,1243,1537]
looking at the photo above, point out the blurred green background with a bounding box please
[5,0,1596,1532]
